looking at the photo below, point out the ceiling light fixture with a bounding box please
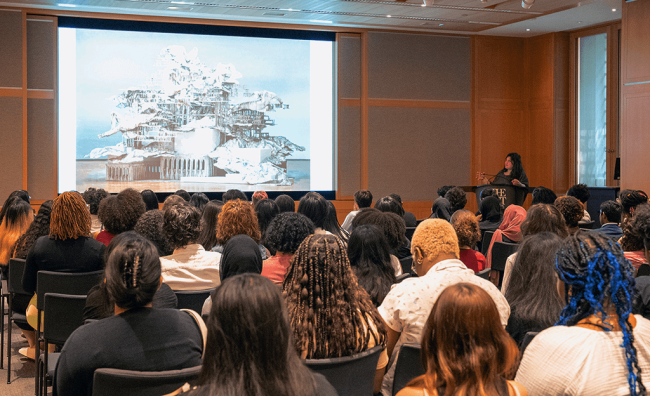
[522,0,534,9]
[439,23,444,26]
[387,14,391,17]
[423,0,434,6]
[526,28,530,31]
[310,20,333,24]
[58,3,76,7]
[612,8,617,11]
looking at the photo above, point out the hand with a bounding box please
[477,214,483,221]
[512,179,524,187]
[476,171,485,181]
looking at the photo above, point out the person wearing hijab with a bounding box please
[219,234,263,281]
[485,205,527,285]
[429,198,452,222]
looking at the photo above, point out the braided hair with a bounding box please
[282,234,386,359]
[555,232,646,395]
[50,191,91,240]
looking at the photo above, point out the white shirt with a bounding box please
[341,210,359,233]
[500,252,517,295]
[378,258,510,396]
[160,244,221,291]
[516,315,650,396]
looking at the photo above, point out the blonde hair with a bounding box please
[0,201,33,264]
[411,219,460,260]
[50,191,91,240]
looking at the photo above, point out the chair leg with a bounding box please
[35,310,41,396]
[1,293,5,370]
[7,296,12,384]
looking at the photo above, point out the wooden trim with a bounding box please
[339,98,360,107]
[26,89,55,99]
[368,99,470,109]
[22,10,27,190]
[53,16,59,198]
[568,31,576,186]
[360,32,368,190]
[470,36,477,194]
[606,24,621,186]
[0,88,22,97]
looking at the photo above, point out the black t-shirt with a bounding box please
[491,169,529,187]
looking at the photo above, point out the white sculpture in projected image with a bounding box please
[87,45,305,185]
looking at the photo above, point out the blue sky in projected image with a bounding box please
[73,28,311,159]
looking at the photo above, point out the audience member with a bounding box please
[322,200,349,244]
[629,204,650,318]
[162,194,186,211]
[261,212,314,284]
[175,189,191,201]
[478,195,503,232]
[554,195,583,235]
[297,192,330,235]
[182,274,337,396]
[352,208,406,272]
[516,232,650,396]
[620,189,649,225]
[531,186,557,206]
[222,189,247,202]
[134,209,173,256]
[284,234,388,394]
[189,192,209,212]
[479,187,496,200]
[347,225,396,307]
[450,209,486,273]
[341,189,372,232]
[436,185,454,200]
[0,197,33,274]
[622,222,648,270]
[397,283,525,396]
[429,197,452,221]
[96,188,146,245]
[389,193,417,228]
[251,190,268,207]
[12,200,52,259]
[219,235,263,281]
[255,198,280,252]
[54,232,203,396]
[0,189,30,226]
[375,196,405,217]
[444,186,467,215]
[161,202,221,290]
[196,200,223,251]
[567,183,591,222]
[140,189,159,211]
[275,194,296,213]
[504,232,564,346]
[82,187,109,233]
[212,199,267,259]
[593,200,623,240]
[485,204,526,285]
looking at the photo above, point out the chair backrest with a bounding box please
[91,365,202,396]
[475,268,491,280]
[399,256,415,276]
[490,242,518,272]
[392,344,425,396]
[520,331,539,356]
[43,293,87,345]
[405,227,416,241]
[36,270,104,310]
[174,289,214,313]
[8,258,29,295]
[637,264,650,278]
[481,231,495,256]
[305,345,384,396]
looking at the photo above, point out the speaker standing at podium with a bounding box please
[477,152,529,188]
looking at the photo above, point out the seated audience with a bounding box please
[96,188,146,245]
[275,194,296,213]
[197,200,223,251]
[620,189,648,225]
[554,195,583,235]
[352,208,406,273]
[504,232,564,346]
[567,183,591,222]
[620,192,649,269]
[397,283,525,396]
[162,194,186,211]
[175,189,191,201]
[630,204,650,318]
[0,197,33,275]
[322,200,349,244]
[54,232,203,396]
[444,186,468,215]
[435,185,454,202]
[211,199,267,259]
[379,219,509,395]
[429,197,452,221]
[251,190,268,207]
[516,232,650,395]
[161,202,221,290]
[12,200,52,259]
[140,189,159,211]
[0,189,30,226]
[189,192,209,212]
[134,209,173,256]
[82,187,109,233]
[389,193,417,228]
[255,198,280,253]
[347,225,396,307]
[297,192,330,235]
[181,274,337,396]
[531,186,557,206]
[261,212,314,284]
[450,209,486,273]
[485,205,527,285]
[593,200,623,240]
[341,189,372,232]
[222,188,247,202]
[284,234,388,394]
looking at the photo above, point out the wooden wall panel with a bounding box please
[474,37,525,102]
[0,10,23,88]
[621,90,650,192]
[338,106,361,198]
[338,34,361,100]
[27,18,55,90]
[27,99,56,200]
[622,1,650,84]
[0,97,24,200]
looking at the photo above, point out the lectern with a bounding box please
[470,184,529,208]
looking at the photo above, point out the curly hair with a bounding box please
[520,203,569,238]
[531,186,558,206]
[50,191,91,240]
[265,213,315,254]
[134,209,174,256]
[351,208,406,252]
[275,194,296,213]
[163,202,201,249]
[437,185,454,198]
[217,199,261,245]
[620,190,649,216]
[82,187,109,215]
[162,194,185,211]
[567,183,590,204]
[554,195,584,229]
[445,187,467,213]
[282,234,386,359]
[629,204,650,249]
[450,209,480,248]
[252,190,268,207]
[12,200,53,259]
[98,188,146,235]
[411,219,460,260]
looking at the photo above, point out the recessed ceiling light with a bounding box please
[310,20,333,24]
[439,23,444,26]
[58,3,76,7]
[612,8,617,11]
[577,21,583,23]
[387,15,392,17]
[526,28,530,31]
[421,3,426,6]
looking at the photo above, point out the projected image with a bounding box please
[59,27,333,193]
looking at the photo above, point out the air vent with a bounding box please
[262,12,286,16]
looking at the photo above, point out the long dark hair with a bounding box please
[12,200,53,259]
[255,199,280,240]
[503,152,524,180]
[347,225,396,306]
[197,200,223,251]
[520,204,569,238]
[322,200,349,243]
[504,233,564,329]
[190,274,318,396]
[0,190,30,226]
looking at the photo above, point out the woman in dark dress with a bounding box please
[477,152,529,188]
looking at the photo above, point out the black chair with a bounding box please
[476,268,491,280]
[7,258,31,384]
[637,264,650,278]
[490,241,518,289]
[1,272,6,369]
[405,227,416,242]
[91,365,202,396]
[481,231,495,256]
[305,345,384,396]
[391,344,425,396]
[520,331,539,356]
[174,289,214,313]
[399,256,415,276]
[39,293,87,396]
[395,273,411,283]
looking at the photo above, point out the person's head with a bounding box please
[274,194,295,213]
[554,195,584,230]
[354,190,373,209]
[437,185,454,198]
[628,204,650,263]
[504,232,564,328]
[134,209,173,256]
[567,183,590,206]
[189,193,209,212]
[163,202,201,250]
[418,283,519,393]
[50,191,91,240]
[347,225,396,306]
[479,196,502,223]
[531,186,558,206]
[255,199,280,237]
[162,194,185,211]
[555,232,645,395]
[219,235,263,282]
[265,212,314,255]
[12,200,53,259]
[82,187,109,215]
[297,192,329,229]
[374,196,404,217]
[283,234,386,359]
[0,197,33,264]
[105,231,161,310]
[520,203,569,238]
[198,274,315,396]
[479,187,496,200]
[444,187,467,214]
[600,200,622,225]
[450,210,480,249]
[216,199,261,245]
[411,219,459,275]
[0,190,30,226]
[197,200,224,251]
[352,208,406,252]
[251,190,268,207]
[223,189,247,202]
[620,189,648,223]
[430,198,452,222]
[503,152,523,179]
[499,205,527,239]
[174,189,191,202]
[98,188,146,235]
[140,189,159,211]
[321,200,348,242]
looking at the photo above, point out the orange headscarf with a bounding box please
[486,205,527,269]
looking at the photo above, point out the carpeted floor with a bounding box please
[0,308,41,396]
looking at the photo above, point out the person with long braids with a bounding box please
[516,232,650,396]
[283,234,388,394]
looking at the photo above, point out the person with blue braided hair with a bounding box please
[516,232,650,396]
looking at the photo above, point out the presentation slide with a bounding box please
[58,22,334,194]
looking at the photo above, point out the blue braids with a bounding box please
[555,233,646,396]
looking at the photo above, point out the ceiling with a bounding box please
[0,0,622,37]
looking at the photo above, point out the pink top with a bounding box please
[261,254,293,284]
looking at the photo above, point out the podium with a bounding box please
[461,185,530,209]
